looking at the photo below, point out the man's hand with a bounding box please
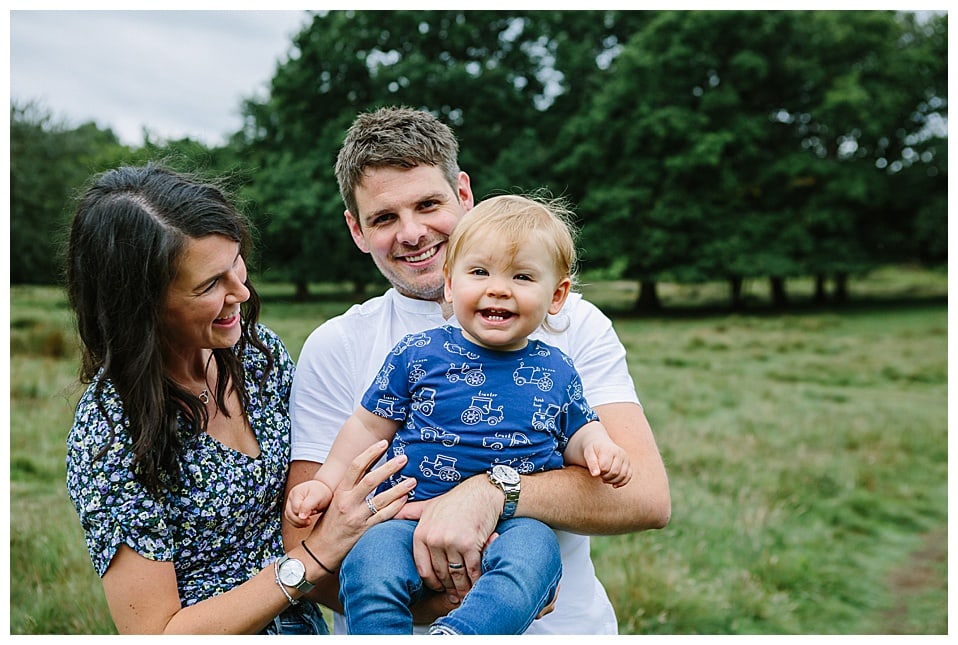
[395,474,502,604]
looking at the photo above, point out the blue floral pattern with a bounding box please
[66,325,294,607]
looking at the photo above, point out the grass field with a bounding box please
[9,266,947,634]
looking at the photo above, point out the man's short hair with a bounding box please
[335,106,461,217]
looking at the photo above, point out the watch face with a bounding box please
[279,557,306,586]
[492,464,520,485]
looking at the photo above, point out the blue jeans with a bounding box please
[339,518,561,635]
[260,600,330,635]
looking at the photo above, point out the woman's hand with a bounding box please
[303,440,416,567]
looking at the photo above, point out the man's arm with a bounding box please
[401,401,670,598]
[519,401,670,533]
[407,402,670,534]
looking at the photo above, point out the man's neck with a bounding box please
[440,300,454,319]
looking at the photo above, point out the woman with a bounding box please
[64,163,417,634]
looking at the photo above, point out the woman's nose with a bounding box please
[227,273,251,304]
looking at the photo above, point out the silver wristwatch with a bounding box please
[488,464,521,520]
[276,555,315,596]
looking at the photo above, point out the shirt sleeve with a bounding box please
[66,390,176,577]
[561,295,641,409]
[290,317,366,464]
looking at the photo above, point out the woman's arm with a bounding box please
[101,441,414,634]
[313,407,400,493]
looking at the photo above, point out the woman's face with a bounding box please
[161,234,250,358]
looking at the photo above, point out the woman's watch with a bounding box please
[276,555,316,598]
[487,464,521,520]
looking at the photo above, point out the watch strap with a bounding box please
[501,487,519,520]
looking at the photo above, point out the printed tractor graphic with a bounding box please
[374,364,395,390]
[461,395,504,426]
[372,397,399,418]
[411,387,436,415]
[444,341,480,360]
[420,455,462,482]
[390,436,408,456]
[528,345,551,358]
[567,379,583,400]
[513,362,553,391]
[532,403,562,432]
[408,363,427,384]
[393,332,430,354]
[446,363,485,386]
[492,456,535,474]
[482,432,531,451]
[420,426,460,447]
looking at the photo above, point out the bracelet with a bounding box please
[273,558,298,605]
[301,540,337,576]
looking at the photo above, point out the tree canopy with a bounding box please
[11,10,946,309]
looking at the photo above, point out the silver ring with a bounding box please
[448,562,464,570]
[365,497,378,515]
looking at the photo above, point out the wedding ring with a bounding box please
[448,562,464,570]
[365,497,378,516]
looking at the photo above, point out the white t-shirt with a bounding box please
[290,288,640,635]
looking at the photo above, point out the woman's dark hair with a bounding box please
[66,162,272,496]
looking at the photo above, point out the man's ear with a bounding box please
[457,171,475,212]
[344,210,369,253]
[549,276,572,315]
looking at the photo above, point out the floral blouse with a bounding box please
[66,325,294,607]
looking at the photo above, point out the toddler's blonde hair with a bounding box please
[444,193,579,287]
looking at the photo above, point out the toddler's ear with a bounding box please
[549,276,572,314]
[444,272,454,303]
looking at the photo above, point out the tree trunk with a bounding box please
[634,280,662,312]
[729,276,745,311]
[833,272,848,304]
[770,276,788,309]
[294,280,310,302]
[813,274,827,304]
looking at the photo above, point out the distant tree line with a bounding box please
[11,10,946,310]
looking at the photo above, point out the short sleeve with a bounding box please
[359,336,414,423]
[66,387,176,577]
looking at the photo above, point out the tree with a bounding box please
[10,102,129,284]
[236,10,611,296]
[555,10,946,310]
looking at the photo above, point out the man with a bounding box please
[285,106,670,634]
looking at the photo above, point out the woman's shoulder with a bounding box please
[244,324,292,365]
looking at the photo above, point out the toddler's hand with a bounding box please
[585,441,633,488]
[284,481,332,528]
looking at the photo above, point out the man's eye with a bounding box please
[372,214,396,226]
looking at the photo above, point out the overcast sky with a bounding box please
[10,9,313,146]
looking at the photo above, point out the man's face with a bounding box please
[345,164,473,301]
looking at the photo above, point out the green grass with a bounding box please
[9,267,947,634]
